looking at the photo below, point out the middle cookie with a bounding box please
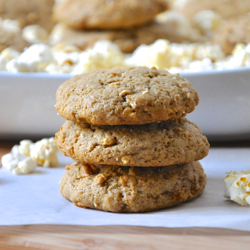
[56,118,209,167]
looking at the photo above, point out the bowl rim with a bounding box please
[1,66,250,81]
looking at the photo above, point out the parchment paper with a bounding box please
[1,148,250,230]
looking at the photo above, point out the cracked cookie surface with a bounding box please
[55,66,199,125]
[60,161,206,212]
[55,118,209,167]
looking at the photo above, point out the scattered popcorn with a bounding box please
[30,137,58,168]
[1,153,20,171]
[19,140,33,158]
[1,137,59,175]
[12,157,37,175]
[224,170,250,206]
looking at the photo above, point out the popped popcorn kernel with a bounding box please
[0,17,20,33]
[12,157,37,175]
[1,137,59,175]
[72,40,125,74]
[30,137,58,168]
[1,153,20,170]
[6,44,53,72]
[1,48,20,60]
[22,25,49,44]
[192,10,222,37]
[224,170,250,206]
[19,140,33,157]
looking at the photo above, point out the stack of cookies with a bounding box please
[52,0,184,53]
[55,66,209,213]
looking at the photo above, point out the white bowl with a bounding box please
[1,68,250,141]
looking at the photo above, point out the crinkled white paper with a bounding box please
[1,148,250,231]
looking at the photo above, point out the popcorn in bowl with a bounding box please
[1,137,59,175]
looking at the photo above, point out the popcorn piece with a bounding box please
[126,39,173,69]
[1,153,20,170]
[1,48,20,60]
[0,48,20,71]
[53,45,80,67]
[6,44,53,72]
[48,23,68,46]
[224,170,250,206]
[30,137,58,168]
[0,17,20,33]
[46,62,73,74]
[0,56,8,71]
[72,40,124,74]
[194,44,224,61]
[192,10,222,37]
[23,25,49,44]
[224,43,250,68]
[1,144,23,171]
[11,145,20,157]
[12,157,37,175]
[19,140,33,157]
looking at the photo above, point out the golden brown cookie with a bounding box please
[55,66,199,125]
[0,27,30,52]
[53,0,168,30]
[212,13,250,55]
[50,21,186,54]
[55,118,209,167]
[173,0,250,21]
[0,0,55,31]
[60,161,206,212]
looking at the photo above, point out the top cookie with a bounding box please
[56,66,199,125]
[53,0,168,30]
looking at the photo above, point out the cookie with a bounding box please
[0,0,55,32]
[212,13,250,55]
[173,0,250,21]
[60,160,206,212]
[50,22,186,54]
[0,27,30,52]
[55,118,209,167]
[55,66,199,125]
[53,0,168,30]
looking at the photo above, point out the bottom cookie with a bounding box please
[60,161,206,213]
